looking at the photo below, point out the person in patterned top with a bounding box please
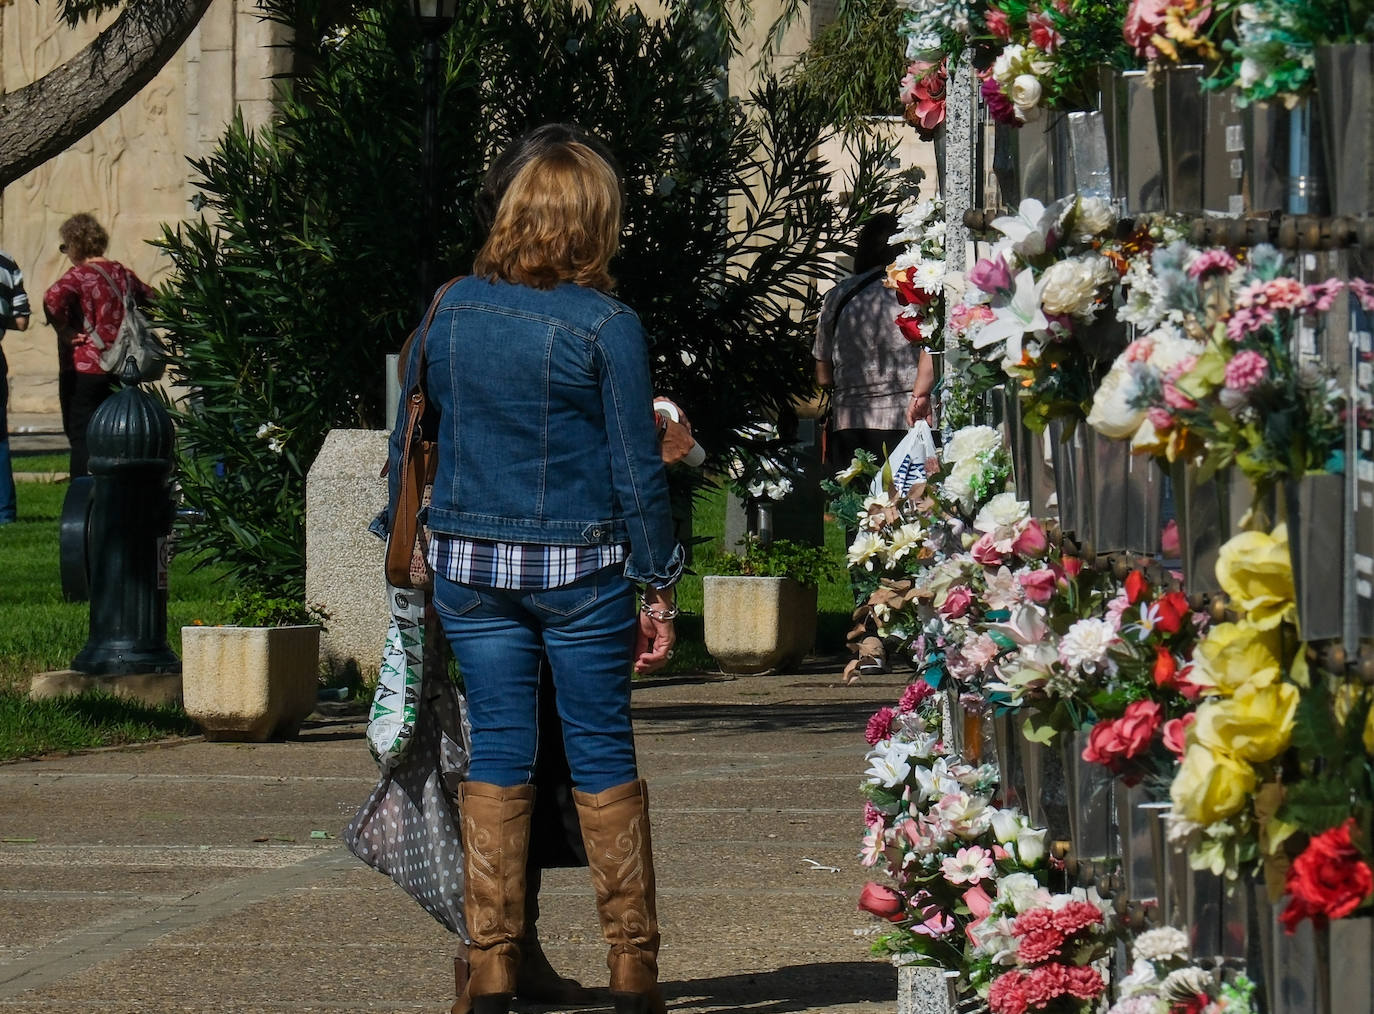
[42,213,155,477]
[0,249,30,524]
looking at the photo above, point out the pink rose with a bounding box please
[985,8,1013,40]
[1028,10,1063,51]
[1081,720,1128,767]
[1146,406,1175,431]
[858,882,904,921]
[1115,700,1163,757]
[1124,0,1169,58]
[1018,567,1059,603]
[972,531,1005,566]
[940,585,974,619]
[1162,713,1196,757]
[1011,519,1049,558]
[969,255,1014,295]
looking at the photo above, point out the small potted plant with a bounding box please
[181,589,326,741]
[699,535,837,675]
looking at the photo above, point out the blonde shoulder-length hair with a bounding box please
[473,140,621,292]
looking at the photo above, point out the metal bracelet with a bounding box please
[640,601,679,621]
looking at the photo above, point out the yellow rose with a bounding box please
[1216,525,1296,631]
[1171,743,1256,825]
[1191,623,1281,696]
[1192,683,1298,763]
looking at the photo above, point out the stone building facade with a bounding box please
[0,0,287,425]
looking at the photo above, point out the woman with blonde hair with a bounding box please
[386,126,681,1014]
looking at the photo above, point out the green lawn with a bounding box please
[10,451,70,476]
[0,475,852,758]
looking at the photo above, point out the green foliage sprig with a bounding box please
[700,536,840,588]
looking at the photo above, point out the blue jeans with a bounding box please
[431,566,640,794]
[0,374,14,523]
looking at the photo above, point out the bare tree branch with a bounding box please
[0,0,214,189]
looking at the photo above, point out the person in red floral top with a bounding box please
[43,214,155,476]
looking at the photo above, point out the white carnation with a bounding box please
[943,425,1002,463]
[1058,617,1119,672]
[1131,926,1190,963]
[973,492,1028,532]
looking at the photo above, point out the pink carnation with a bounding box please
[1146,406,1174,431]
[980,75,1019,125]
[865,707,895,745]
[1012,907,1056,935]
[984,8,1013,40]
[863,801,884,827]
[1260,276,1306,311]
[1016,926,1066,963]
[1187,249,1238,279]
[1123,337,1154,363]
[1226,304,1276,340]
[1064,964,1106,1000]
[898,680,936,712]
[1051,900,1104,935]
[1303,278,1345,313]
[1350,277,1374,311]
[1023,963,1071,1006]
[988,970,1030,1014]
[1223,348,1268,391]
[1162,380,1197,411]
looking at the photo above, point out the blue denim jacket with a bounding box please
[384,276,684,587]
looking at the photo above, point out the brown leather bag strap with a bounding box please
[399,275,466,398]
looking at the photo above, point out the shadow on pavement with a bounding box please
[663,960,896,1011]
[630,701,883,736]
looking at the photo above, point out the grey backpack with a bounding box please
[86,262,167,383]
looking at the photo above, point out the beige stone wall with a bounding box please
[0,0,287,423]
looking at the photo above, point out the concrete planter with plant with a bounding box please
[701,537,837,675]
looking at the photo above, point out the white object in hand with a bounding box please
[653,398,706,467]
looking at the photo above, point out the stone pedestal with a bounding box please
[305,429,390,682]
[896,965,958,1014]
[30,670,182,707]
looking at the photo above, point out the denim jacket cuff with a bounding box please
[624,540,686,588]
[368,506,390,541]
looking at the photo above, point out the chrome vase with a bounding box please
[1099,66,1164,214]
[1285,473,1346,642]
[1314,44,1374,217]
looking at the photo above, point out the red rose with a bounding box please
[1162,713,1196,757]
[1081,720,1127,767]
[1062,556,1084,578]
[894,313,925,344]
[1116,700,1163,757]
[1153,645,1179,688]
[858,882,906,922]
[1280,820,1374,932]
[1154,591,1191,634]
[1018,567,1059,604]
[1125,569,1150,604]
[1011,519,1048,558]
[971,531,1005,566]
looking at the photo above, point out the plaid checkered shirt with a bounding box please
[427,533,627,590]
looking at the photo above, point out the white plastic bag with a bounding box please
[366,585,425,769]
[869,421,939,499]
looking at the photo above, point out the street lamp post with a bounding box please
[411,0,458,317]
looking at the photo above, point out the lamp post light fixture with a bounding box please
[411,0,458,314]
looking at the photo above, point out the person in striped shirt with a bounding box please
[0,250,31,524]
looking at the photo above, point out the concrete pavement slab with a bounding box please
[0,664,911,1012]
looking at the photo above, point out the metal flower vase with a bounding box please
[992,711,1049,830]
[1087,434,1162,555]
[1060,730,1116,873]
[1202,87,1248,216]
[1169,463,1267,597]
[1315,44,1374,217]
[1253,884,1373,1014]
[994,111,1111,205]
[1000,388,1054,520]
[1099,66,1164,214]
[1050,421,1092,546]
[1285,473,1346,642]
[1154,65,1206,213]
[1117,785,1169,910]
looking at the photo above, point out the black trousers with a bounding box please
[827,426,909,469]
[66,373,116,477]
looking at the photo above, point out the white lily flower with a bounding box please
[970,268,1048,361]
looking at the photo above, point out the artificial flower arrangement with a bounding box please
[900,59,949,139]
[971,0,1134,126]
[967,879,1117,1013]
[1122,0,1227,67]
[1167,524,1374,932]
[1207,0,1374,107]
[726,420,806,505]
[896,0,970,133]
[888,195,948,350]
[998,565,1209,797]
[955,196,1125,433]
[859,679,1054,969]
[1087,242,1346,489]
[1107,925,1258,1014]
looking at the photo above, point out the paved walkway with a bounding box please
[0,663,907,1013]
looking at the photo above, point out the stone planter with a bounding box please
[702,576,816,675]
[182,625,322,741]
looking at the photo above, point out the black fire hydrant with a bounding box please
[71,360,181,675]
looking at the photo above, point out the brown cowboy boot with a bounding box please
[451,943,471,1014]
[574,779,667,1014]
[459,782,535,1014]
